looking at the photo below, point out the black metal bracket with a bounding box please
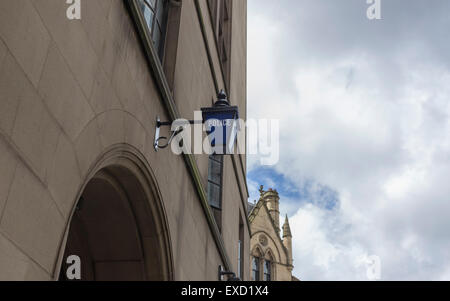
[218,265,241,281]
[154,116,202,151]
[154,90,239,153]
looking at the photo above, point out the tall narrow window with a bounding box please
[263,260,271,281]
[208,155,224,230]
[207,0,233,90]
[238,214,244,279]
[138,0,169,60]
[237,240,242,279]
[252,257,260,281]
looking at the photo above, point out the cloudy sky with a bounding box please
[247,0,450,280]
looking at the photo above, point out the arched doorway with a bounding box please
[58,148,173,281]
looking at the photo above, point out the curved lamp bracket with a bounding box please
[154,117,199,151]
[153,90,239,153]
[154,127,183,150]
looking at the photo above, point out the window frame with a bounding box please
[206,0,233,91]
[207,154,224,231]
[263,260,272,281]
[238,214,245,279]
[138,0,170,60]
[238,239,242,279]
[251,256,260,281]
[207,155,224,211]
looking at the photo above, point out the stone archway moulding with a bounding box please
[54,144,174,281]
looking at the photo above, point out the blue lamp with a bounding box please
[154,90,240,155]
[201,90,240,155]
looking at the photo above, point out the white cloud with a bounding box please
[248,0,450,280]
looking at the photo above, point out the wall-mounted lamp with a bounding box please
[154,90,240,154]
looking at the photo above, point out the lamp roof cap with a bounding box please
[215,90,230,107]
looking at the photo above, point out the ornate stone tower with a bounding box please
[260,186,281,234]
[250,186,297,281]
[283,215,293,268]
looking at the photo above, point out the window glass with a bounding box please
[208,183,221,209]
[208,158,222,184]
[143,6,154,29]
[264,261,271,281]
[138,0,168,59]
[237,240,241,279]
[153,25,162,51]
[207,0,232,88]
[252,257,260,281]
[156,0,166,22]
[208,155,223,210]
[238,216,244,279]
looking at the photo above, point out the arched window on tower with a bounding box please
[264,250,275,281]
[263,260,272,281]
[251,246,263,281]
[252,257,260,281]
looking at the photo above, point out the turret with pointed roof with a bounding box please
[282,215,293,269]
[283,215,292,238]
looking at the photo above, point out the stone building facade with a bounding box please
[248,187,297,281]
[0,0,248,281]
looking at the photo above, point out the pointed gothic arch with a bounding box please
[264,248,276,281]
[251,244,263,258]
[265,248,275,261]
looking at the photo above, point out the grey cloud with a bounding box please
[248,0,450,280]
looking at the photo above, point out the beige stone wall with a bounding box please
[250,206,288,264]
[0,0,248,281]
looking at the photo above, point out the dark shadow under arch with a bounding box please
[58,146,173,281]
